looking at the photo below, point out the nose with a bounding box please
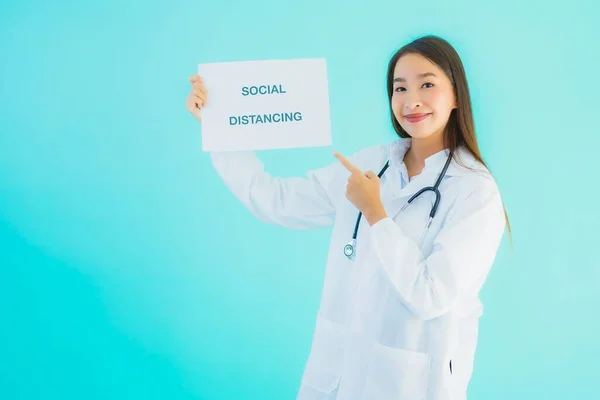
[404,92,423,111]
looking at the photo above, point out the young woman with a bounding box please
[186,35,509,400]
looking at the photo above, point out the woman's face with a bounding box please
[391,53,457,141]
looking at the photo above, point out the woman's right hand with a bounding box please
[186,74,207,123]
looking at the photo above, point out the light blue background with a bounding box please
[1,0,599,399]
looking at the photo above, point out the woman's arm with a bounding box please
[369,176,506,320]
[210,150,351,229]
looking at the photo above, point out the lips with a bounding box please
[404,113,431,123]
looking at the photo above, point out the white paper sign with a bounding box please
[197,58,332,152]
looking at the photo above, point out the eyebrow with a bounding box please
[393,72,437,83]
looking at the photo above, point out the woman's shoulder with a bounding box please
[450,147,503,202]
[451,147,494,178]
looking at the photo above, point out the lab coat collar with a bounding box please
[388,138,482,179]
[383,138,486,204]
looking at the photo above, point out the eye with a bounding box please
[394,86,406,92]
[423,82,434,88]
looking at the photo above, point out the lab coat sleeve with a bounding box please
[209,150,346,229]
[369,177,506,320]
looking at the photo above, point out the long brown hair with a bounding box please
[386,35,512,243]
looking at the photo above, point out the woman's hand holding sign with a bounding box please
[187,74,207,123]
[333,151,388,226]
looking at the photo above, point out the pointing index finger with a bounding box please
[333,151,362,174]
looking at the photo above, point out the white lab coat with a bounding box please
[210,138,506,400]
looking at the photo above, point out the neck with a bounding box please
[405,135,446,166]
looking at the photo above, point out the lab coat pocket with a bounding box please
[299,313,346,394]
[363,342,431,400]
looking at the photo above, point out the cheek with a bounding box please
[426,89,454,113]
[424,90,442,106]
[391,94,405,118]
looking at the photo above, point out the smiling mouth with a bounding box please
[404,113,431,123]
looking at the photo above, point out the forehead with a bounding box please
[393,53,445,79]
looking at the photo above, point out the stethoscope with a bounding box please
[343,151,454,261]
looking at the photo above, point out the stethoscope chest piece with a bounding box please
[344,239,356,260]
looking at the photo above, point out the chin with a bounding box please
[401,127,436,140]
